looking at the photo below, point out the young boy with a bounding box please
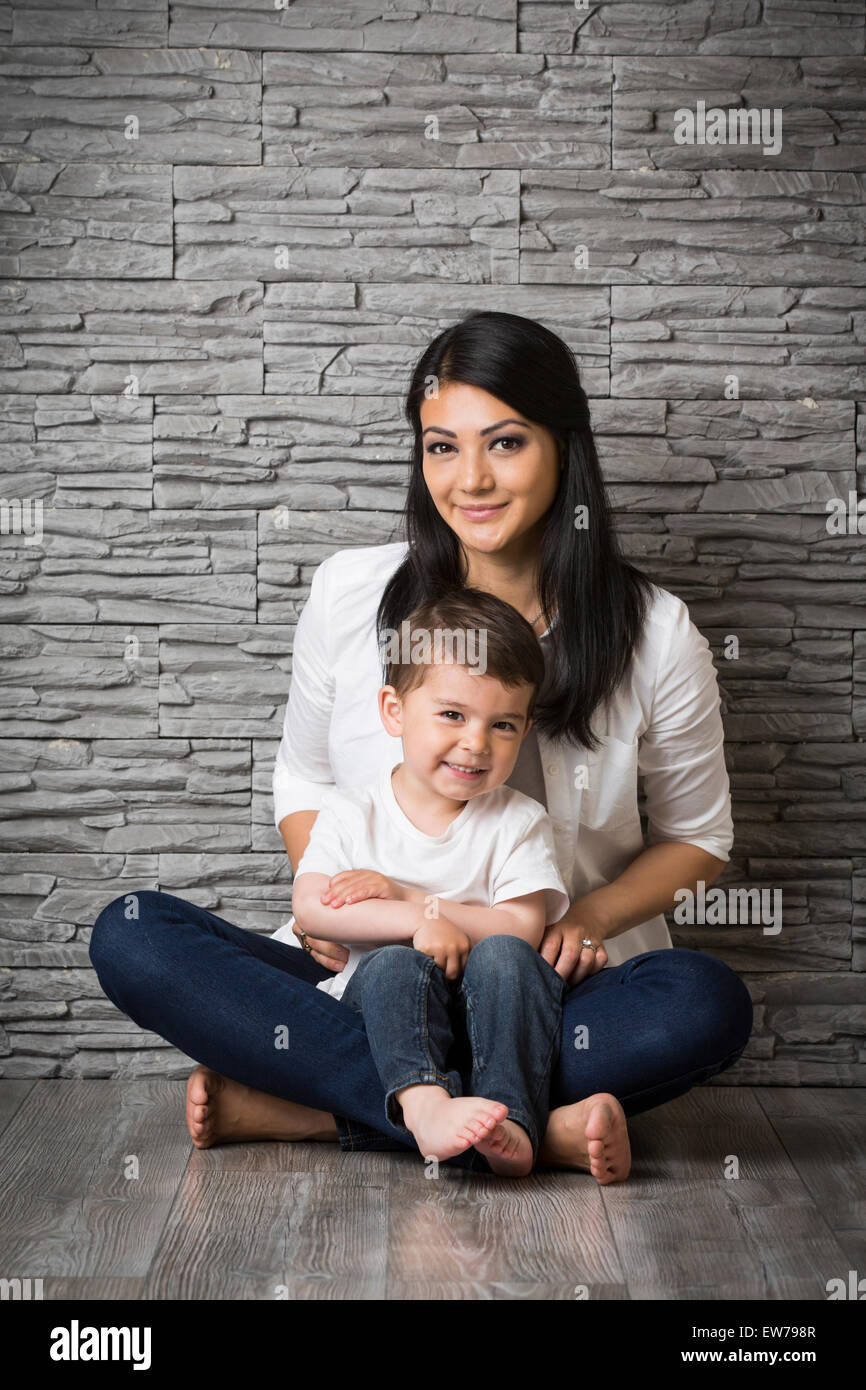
[290,589,570,1177]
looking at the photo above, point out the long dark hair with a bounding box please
[376,310,654,751]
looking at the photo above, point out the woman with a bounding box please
[89,310,753,1184]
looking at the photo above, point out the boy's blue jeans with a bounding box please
[339,936,566,1160]
[88,891,754,1174]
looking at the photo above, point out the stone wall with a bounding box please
[0,0,864,1084]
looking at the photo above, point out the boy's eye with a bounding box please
[439,712,517,732]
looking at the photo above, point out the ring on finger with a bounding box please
[581,937,598,952]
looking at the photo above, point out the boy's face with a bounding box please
[378,660,534,801]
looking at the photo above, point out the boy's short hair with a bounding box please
[380,587,546,724]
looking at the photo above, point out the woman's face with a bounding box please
[420,382,561,559]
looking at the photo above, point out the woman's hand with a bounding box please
[291,920,350,972]
[540,844,729,986]
[413,919,472,982]
[540,917,608,986]
[319,869,401,908]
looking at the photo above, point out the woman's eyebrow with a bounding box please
[421,418,529,438]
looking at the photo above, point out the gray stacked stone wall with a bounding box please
[0,0,864,1083]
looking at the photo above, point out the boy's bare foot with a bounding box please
[185,1065,338,1149]
[473,1117,533,1178]
[397,1084,507,1161]
[538,1092,631,1184]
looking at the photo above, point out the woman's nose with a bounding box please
[455,451,494,489]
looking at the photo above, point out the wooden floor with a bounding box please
[0,1080,863,1300]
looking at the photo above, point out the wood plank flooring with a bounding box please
[0,1082,862,1301]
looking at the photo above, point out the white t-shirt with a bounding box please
[293,759,571,1000]
[271,541,734,968]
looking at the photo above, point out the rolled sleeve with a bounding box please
[638,597,733,863]
[272,555,337,829]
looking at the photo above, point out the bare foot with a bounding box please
[185,1065,338,1149]
[474,1117,533,1178]
[397,1084,507,1161]
[538,1092,631,1184]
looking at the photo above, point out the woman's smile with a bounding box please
[456,502,509,522]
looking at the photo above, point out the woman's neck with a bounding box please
[462,546,544,624]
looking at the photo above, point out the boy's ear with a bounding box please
[378,684,403,737]
[522,714,533,738]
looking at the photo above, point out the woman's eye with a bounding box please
[424,435,525,456]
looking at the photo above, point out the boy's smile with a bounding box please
[441,759,487,782]
[378,660,534,832]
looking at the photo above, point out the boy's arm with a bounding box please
[432,891,548,949]
[290,801,418,945]
[396,881,548,945]
[292,872,427,944]
[396,804,571,949]
[435,804,572,949]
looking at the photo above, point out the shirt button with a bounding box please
[546,763,560,776]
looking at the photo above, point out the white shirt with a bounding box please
[271,541,733,968]
[293,759,571,1000]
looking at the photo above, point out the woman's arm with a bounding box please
[272,554,353,970]
[542,842,726,984]
[279,809,318,876]
[279,812,350,970]
[272,555,336,832]
[543,594,734,985]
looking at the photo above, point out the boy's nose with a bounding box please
[459,732,488,754]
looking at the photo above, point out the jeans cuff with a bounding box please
[334,1113,414,1153]
[334,1111,494,1170]
[385,1070,459,1132]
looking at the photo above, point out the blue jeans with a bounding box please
[339,937,566,1159]
[88,891,754,1173]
